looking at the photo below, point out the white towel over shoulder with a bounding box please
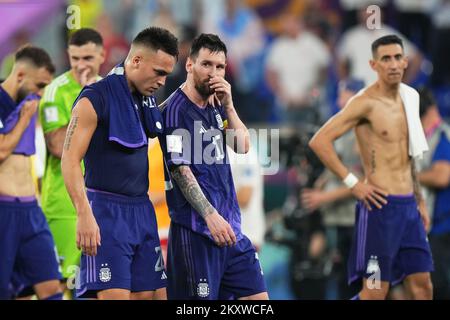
[399,83,429,159]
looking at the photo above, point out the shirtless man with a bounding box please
[0,45,62,300]
[309,35,433,300]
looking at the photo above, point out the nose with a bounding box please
[157,76,166,87]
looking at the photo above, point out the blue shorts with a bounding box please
[0,197,61,299]
[76,190,166,298]
[167,222,267,300]
[348,194,434,286]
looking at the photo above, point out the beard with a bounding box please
[193,71,214,99]
[16,85,30,103]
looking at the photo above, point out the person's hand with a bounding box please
[351,181,388,211]
[76,206,101,256]
[418,199,431,232]
[301,188,325,212]
[79,69,97,87]
[19,99,38,121]
[209,76,232,108]
[204,211,237,247]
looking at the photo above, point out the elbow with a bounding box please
[308,136,320,154]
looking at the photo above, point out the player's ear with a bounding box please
[132,55,141,69]
[16,67,26,84]
[369,58,376,71]
[185,57,193,74]
[98,47,106,65]
[403,55,409,70]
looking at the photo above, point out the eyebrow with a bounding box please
[154,68,169,76]
[201,59,226,67]
[71,55,94,59]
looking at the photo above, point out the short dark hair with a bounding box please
[417,86,437,117]
[69,28,103,47]
[371,34,404,57]
[132,27,179,59]
[189,33,227,59]
[15,45,55,74]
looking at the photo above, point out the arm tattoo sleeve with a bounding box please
[170,165,215,219]
[411,158,423,204]
[63,116,79,151]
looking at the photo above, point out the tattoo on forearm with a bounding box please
[411,159,423,204]
[171,165,215,219]
[371,150,376,174]
[63,116,79,151]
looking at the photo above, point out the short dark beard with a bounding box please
[194,82,213,99]
[193,70,213,99]
[16,86,29,103]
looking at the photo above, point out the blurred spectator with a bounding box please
[301,78,364,299]
[265,13,330,124]
[0,30,30,79]
[70,0,103,29]
[417,87,450,300]
[96,13,129,75]
[161,25,197,101]
[430,0,450,86]
[337,8,423,85]
[228,144,266,251]
[339,0,388,32]
[393,0,438,55]
[203,0,267,123]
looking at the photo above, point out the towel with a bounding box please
[102,63,163,148]
[0,94,39,156]
[399,83,429,159]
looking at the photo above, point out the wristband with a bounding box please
[343,172,359,189]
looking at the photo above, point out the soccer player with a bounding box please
[39,28,104,290]
[61,27,178,300]
[160,33,268,300]
[309,35,433,300]
[0,45,62,300]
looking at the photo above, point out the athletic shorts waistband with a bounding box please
[86,188,150,205]
[0,195,37,208]
[384,193,416,204]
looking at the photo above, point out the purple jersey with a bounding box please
[160,88,242,241]
[0,86,37,156]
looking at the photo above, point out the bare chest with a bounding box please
[367,102,408,142]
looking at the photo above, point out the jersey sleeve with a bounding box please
[39,86,71,134]
[161,103,193,167]
[74,86,106,122]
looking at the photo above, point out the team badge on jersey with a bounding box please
[215,113,224,130]
[99,264,111,282]
[197,279,210,298]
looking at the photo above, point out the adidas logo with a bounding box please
[161,271,167,280]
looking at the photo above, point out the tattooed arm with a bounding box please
[411,158,430,231]
[170,165,237,246]
[61,97,101,256]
